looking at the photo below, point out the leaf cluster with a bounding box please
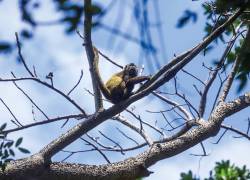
[0,123,30,171]
[180,160,250,180]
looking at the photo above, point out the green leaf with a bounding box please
[227,52,236,63]
[0,42,12,53]
[176,10,198,28]
[89,4,102,15]
[0,142,4,149]
[0,123,7,132]
[203,45,213,55]
[2,149,9,159]
[4,158,13,163]
[20,29,33,39]
[15,137,23,147]
[4,141,13,148]
[9,149,15,157]
[236,73,247,93]
[18,147,30,154]
[85,4,102,15]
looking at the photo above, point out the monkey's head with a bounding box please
[124,63,138,78]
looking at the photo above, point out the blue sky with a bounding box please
[0,0,249,179]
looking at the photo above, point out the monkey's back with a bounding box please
[105,75,128,103]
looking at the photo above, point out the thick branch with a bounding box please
[0,9,245,180]
[32,8,245,162]
[219,28,250,102]
[1,92,249,179]
[198,24,241,117]
[135,8,244,103]
[84,0,103,110]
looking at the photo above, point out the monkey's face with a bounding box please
[124,63,138,78]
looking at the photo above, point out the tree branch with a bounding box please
[84,0,103,110]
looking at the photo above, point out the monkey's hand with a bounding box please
[126,75,150,85]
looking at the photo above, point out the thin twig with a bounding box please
[221,124,250,140]
[116,127,139,146]
[190,142,209,157]
[67,70,84,96]
[99,131,124,154]
[212,128,228,144]
[126,109,164,136]
[0,98,22,127]
[0,77,87,115]
[198,23,242,116]
[15,32,34,77]
[81,138,111,163]
[182,69,205,85]
[152,91,193,120]
[97,50,123,69]
[113,116,153,146]
[160,111,174,129]
[11,72,49,120]
[2,114,84,134]
[86,133,114,150]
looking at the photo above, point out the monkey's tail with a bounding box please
[92,47,112,101]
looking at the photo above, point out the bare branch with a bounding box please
[97,50,123,69]
[138,9,243,95]
[3,114,84,134]
[0,98,22,127]
[86,134,115,151]
[28,9,245,167]
[218,28,249,103]
[11,73,49,120]
[0,77,87,116]
[99,131,124,154]
[198,24,240,117]
[116,127,140,146]
[190,142,209,156]
[81,138,111,164]
[152,91,193,120]
[84,0,103,110]
[218,56,241,103]
[181,69,206,85]
[15,32,34,77]
[113,116,153,146]
[160,111,174,129]
[211,73,227,113]
[221,124,250,140]
[67,70,83,96]
[212,128,228,144]
[126,109,165,136]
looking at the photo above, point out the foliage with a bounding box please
[0,0,102,54]
[0,123,30,171]
[180,160,250,180]
[177,1,250,92]
[214,0,250,13]
[0,41,12,54]
[180,170,199,180]
[176,10,197,28]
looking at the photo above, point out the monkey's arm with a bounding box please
[92,47,112,101]
[126,76,150,85]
